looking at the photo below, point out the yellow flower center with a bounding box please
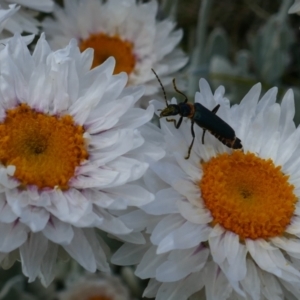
[80,33,136,75]
[0,104,88,190]
[200,151,297,240]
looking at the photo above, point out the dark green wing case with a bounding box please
[193,103,235,139]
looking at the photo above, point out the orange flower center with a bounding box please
[0,104,88,190]
[80,33,136,75]
[200,151,297,240]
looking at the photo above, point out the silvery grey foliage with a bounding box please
[186,0,300,121]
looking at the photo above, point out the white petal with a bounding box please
[177,200,212,224]
[95,207,131,235]
[20,232,48,282]
[63,227,97,272]
[220,240,247,282]
[119,210,154,231]
[82,228,110,272]
[6,33,35,80]
[0,195,17,223]
[102,184,154,207]
[151,214,184,246]
[156,247,209,282]
[240,259,261,300]
[19,206,50,232]
[203,261,233,300]
[135,246,168,279]
[236,83,261,139]
[260,270,283,300]
[157,221,210,254]
[208,225,227,264]
[39,241,58,287]
[156,272,204,300]
[0,221,28,252]
[143,279,161,299]
[141,188,179,215]
[42,216,74,245]
[271,236,300,254]
[111,243,149,266]
[47,189,91,224]
[246,239,300,281]
[275,126,300,166]
[32,33,52,64]
[112,232,145,244]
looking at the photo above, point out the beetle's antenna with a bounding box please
[173,78,188,103]
[151,68,168,107]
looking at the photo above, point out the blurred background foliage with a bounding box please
[161,0,300,121]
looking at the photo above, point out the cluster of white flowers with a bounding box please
[0,1,300,300]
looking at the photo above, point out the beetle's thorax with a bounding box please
[178,102,195,118]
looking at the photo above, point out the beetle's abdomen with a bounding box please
[193,103,243,149]
[209,131,242,149]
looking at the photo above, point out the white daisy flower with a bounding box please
[112,79,300,299]
[0,33,164,286]
[58,274,131,300]
[289,0,300,14]
[42,0,188,96]
[0,5,35,47]
[1,0,53,35]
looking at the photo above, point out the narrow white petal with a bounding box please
[156,272,204,300]
[0,195,17,223]
[32,33,52,64]
[82,228,110,272]
[0,221,28,252]
[111,243,149,266]
[112,232,145,244]
[240,259,261,300]
[203,261,233,300]
[236,83,261,139]
[119,210,154,231]
[143,279,161,299]
[42,216,74,245]
[20,232,48,282]
[246,239,300,280]
[208,225,227,264]
[156,247,209,282]
[135,246,168,279]
[102,184,154,207]
[177,200,212,224]
[95,207,131,235]
[39,241,58,287]
[260,270,283,299]
[151,214,184,246]
[157,221,210,254]
[19,206,50,232]
[63,228,97,272]
[141,188,179,215]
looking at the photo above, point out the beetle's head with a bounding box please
[159,105,180,118]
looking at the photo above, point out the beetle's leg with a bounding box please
[166,118,177,127]
[202,129,206,144]
[202,105,220,144]
[176,116,183,129]
[166,117,183,128]
[185,121,195,159]
[212,104,220,114]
